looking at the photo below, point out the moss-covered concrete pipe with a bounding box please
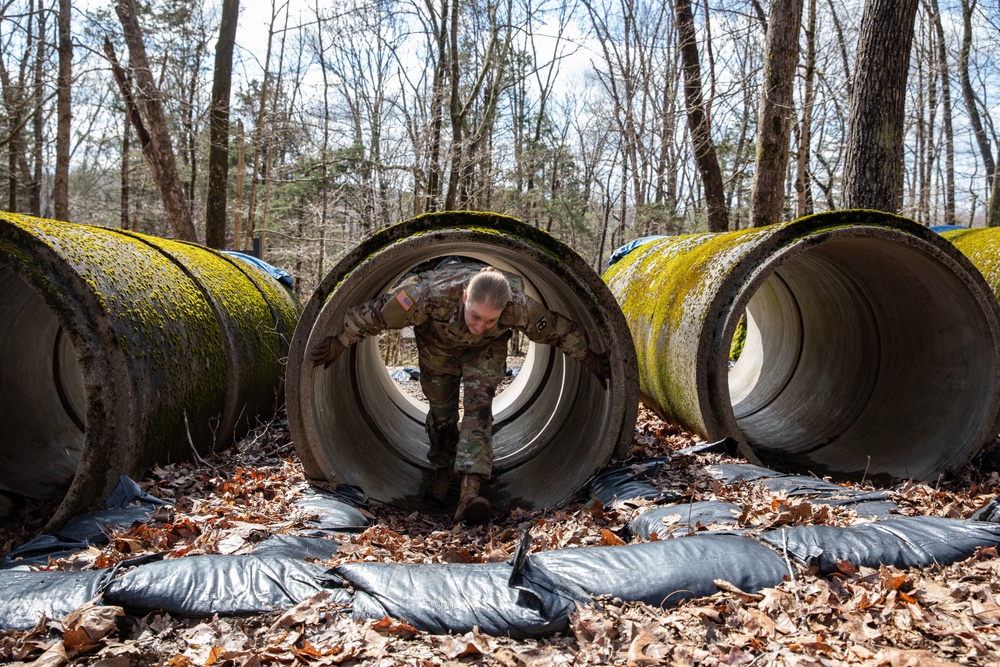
[604,209,1000,481]
[0,211,300,529]
[287,212,639,511]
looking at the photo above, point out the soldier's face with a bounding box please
[463,292,503,334]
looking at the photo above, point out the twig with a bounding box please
[183,410,212,468]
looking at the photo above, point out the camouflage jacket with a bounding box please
[335,264,591,361]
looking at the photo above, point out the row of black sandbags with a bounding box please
[3,455,1000,638]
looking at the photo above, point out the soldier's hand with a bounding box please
[310,335,347,368]
[581,350,610,390]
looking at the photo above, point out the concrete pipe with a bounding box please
[0,211,300,529]
[287,211,639,512]
[604,209,1000,481]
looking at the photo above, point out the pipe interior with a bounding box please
[727,236,996,479]
[310,241,610,506]
[0,267,86,498]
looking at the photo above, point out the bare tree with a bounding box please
[205,0,239,249]
[53,0,70,220]
[749,0,803,227]
[926,0,955,225]
[674,0,728,231]
[842,0,920,212]
[112,0,197,240]
[794,0,816,218]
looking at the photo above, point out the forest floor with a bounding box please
[2,397,1000,666]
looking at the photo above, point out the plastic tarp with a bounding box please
[0,569,112,630]
[221,251,294,289]
[1,475,169,569]
[608,236,668,267]
[761,516,1000,573]
[628,501,743,539]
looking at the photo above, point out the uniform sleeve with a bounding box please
[518,296,591,362]
[335,281,429,348]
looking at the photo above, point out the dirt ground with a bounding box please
[1,402,999,666]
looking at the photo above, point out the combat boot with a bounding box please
[427,468,451,503]
[454,473,491,524]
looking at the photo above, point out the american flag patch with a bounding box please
[395,289,413,311]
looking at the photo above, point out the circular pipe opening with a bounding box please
[723,232,999,480]
[0,267,86,498]
[288,213,639,513]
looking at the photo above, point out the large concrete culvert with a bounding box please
[0,211,300,530]
[604,209,1000,481]
[286,211,640,512]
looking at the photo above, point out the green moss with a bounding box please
[729,312,747,362]
[944,228,1000,299]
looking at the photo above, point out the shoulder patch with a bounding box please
[395,289,414,311]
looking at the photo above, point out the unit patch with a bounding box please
[535,315,548,331]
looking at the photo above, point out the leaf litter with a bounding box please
[0,406,998,666]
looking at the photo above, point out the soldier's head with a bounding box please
[463,268,511,334]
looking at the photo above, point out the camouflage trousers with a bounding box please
[417,336,508,478]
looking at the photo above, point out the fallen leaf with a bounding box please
[27,642,67,667]
[599,529,625,546]
[371,616,419,639]
[626,630,662,666]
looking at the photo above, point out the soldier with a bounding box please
[310,261,611,524]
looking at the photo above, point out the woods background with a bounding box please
[1,0,999,299]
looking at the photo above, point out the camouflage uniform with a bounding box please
[333,263,592,477]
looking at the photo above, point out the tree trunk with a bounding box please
[244,0,278,250]
[114,0,197,241]
[928,0,955,225]
[749,0,803,228]
[233,119,245,247]
[795,0,816,218]
[29,0,45,217]
[205,0,239,249]
[121,108,130,230]
[958,0,998,225]
[674,0,728,232]
[842,0,919,212]
[53,0,71,220]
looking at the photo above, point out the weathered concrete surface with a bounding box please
[0,211,300,529]
[287,211,639,512]
[605,209,1000,481]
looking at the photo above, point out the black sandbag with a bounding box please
[589,458,682,506]
[103,555,349,616]
[706,463,787,483]
[761,516,1000,574]
[970,496,1000,523]
[336,560,579,639]
[295,488,370,534]
[757,475,864,497]
[676,437,740,457]
[527,535,787,607]
[804,495,899,519]
[2,475,168,568]
[0,569,112,630]
[250,533,342,560]
[628,501,743,539]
